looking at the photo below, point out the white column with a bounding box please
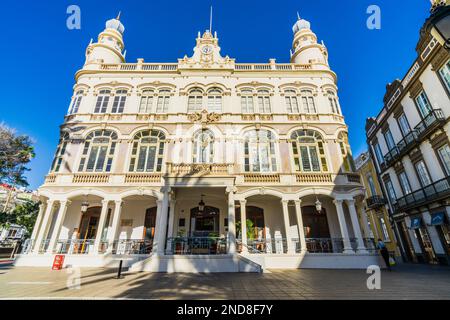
[167,200,176,240]
[33,199,55,253]
[240,200,248,253]
[107,200,123,252]
[155,190,170,255]
[227,188,237,254]
[46,200,71,254]
[346,199,368,253]
[93,199,110,254]
[281,200,294,254]
[294,200,307,253]
[30,202,46,241]
[333,199,354,254]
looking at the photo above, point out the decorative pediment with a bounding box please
[187,109,221,124]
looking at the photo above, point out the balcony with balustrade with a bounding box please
[366,195,386,210]
[414,109,446,139]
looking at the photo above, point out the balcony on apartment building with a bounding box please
[381,109,445,171]
[393,176,450,212]
[366,195,386,210]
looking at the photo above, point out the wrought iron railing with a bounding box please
[54,239,95,254]
[366,195,386,209]
[112,239,153,255]
[20,239,33,254]
[414,109,445,138]
[394,176,450,212]
[237,238,288,254]
[38,239,50,253]
[305,238,342,253]
[166,237,227,255]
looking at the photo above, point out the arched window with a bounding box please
[244,130,277,172]
[78,130,118,172]
[129,130,166,172]
[139,89,154,113]
[285,90,299,113]
[193,129,214,163]
[111,89,128,113]
[257,90,271,113]
[50,133,69,172]
[291,130,328,172]
[301,90,316,113]
[241,90,254,113]
[156,90,171,113]
[188,88,203,112]
[68,90,84,114]
[338,132,354,172]
[207,88,222,112]
[94,89,111,113]
[328,91,341,114]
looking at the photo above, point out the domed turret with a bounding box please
[84,13,126,67]
[290,13,329,69]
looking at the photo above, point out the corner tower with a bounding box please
[84,13,126,67]
[290,14,329,69]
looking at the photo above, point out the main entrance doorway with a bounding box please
[302,206,332,252]
[189,206,220,237]
[76,207,101,253]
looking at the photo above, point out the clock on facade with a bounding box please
[202,46,212,54]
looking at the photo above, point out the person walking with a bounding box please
[377,238,391,271]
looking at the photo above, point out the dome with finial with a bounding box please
[106,12,125,34]
[292,12,311,34]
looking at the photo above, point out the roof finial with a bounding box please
[297,11,301,20]
[209,6,213,33]
[116,11,122,21]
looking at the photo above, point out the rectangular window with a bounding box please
[286,96,299,113]
[373,143,384,165]
[139,96,153,113]
[241,96,254,113]
[379,217,391,241]
[415,160,432,187]
[438,144,450,175]
[384,129,396,151]
[415,91,432,118]
[384,179,397,203]
[258,96,271,113]
[367,175,377,196]
[398,171,412,195]
[111,95,126,113]
[94,96,109,113]
[439,60,450,92]
[157,96,169,113]
[397,113,411,136]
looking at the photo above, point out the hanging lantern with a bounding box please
[81,195,89,213]
[198,195,205,213]
[315,198,322,214]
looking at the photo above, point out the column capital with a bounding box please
[239,199,247,205]
[281,199,290,205]
[294,199,302,205]
[333,199,344,205]
[345,198,356,206]
[226,186,236,194]
[114,199,123,206]
[59,199,71,206]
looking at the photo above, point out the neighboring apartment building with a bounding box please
[0,184,39,213]
[16,13,380,271]
[365,4,450,265]
[355,152,399,257]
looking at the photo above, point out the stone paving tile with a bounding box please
[0,264,449,299]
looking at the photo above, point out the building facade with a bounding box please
[16,14,381,271]
[355,152,400,257]
[365,4,450,265]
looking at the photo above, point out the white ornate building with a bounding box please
[16,14,382,271]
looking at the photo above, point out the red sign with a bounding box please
[52,255,65,270]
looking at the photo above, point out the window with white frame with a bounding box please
[438,144,450,175]
[94,89,111,113]
[241,90,254,113]
[111,89,127,113]
[338,132,354,172]
[301,90,316,113]
[257,90,271,113]
[384,179,397,203]
[50,133,69,173]
[244,130,277,172]
[397,113,411,136]
[68,90,84,114]
[291,129,328,172]
[78,130,118,172]
[398,171,412,195]
[139,89,154,113]
[373,142,384,165]
[415,160,432,187]
[207,88,222,113]
[379,217,391,241]
[193,129,214,163]
[415,91,433,118]
[156,90,171,113]
[128,130,165,172]
[285,90,300,113]
[384,129,396,151]
[439,60,450,92]
[327,91,341,114]
[187,88,203,112]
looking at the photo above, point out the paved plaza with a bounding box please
[0,263,449,300]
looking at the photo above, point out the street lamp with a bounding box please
[425,1,450,50]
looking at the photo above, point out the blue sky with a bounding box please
[0,0,431,190]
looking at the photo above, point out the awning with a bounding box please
[430,212,446,226]
[410,216,422,229]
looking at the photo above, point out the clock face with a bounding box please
[202,46,212,54]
